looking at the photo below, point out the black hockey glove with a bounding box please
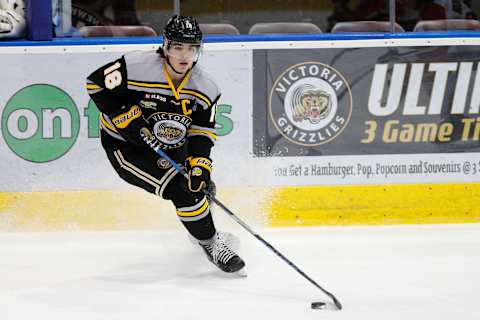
[186,156,212,193]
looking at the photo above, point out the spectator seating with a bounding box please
[413,19,480,32]
[248,22,321,34]
[78,25,158,37]
[331,21,405,33]
[199,23,240,35]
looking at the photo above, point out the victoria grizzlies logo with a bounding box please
[148,112,192,149]
[269,62,352,146]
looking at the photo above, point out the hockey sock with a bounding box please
[180,211,216,241]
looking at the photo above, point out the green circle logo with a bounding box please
[1,84,80,163]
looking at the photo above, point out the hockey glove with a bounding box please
[186,156,212,193]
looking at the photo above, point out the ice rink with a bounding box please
[2,223,479,320]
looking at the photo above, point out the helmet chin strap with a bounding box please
[165,54,199,76]
[165,56,184,75]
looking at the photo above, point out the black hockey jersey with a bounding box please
[86,50,220,161]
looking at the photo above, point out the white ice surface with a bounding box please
[1,223,479,320]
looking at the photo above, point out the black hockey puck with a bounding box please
[311,302,326,309]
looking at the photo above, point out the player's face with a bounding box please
[166,42,200,74]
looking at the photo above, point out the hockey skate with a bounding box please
[189,231,240,251]
[199,232,246,274]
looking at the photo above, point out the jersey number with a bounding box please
[209,104,217,123]
[104,61,123,90]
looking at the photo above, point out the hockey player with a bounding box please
[0,0,26,39]
[86,15,245,273]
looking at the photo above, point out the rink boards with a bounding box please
[1,36,480,230]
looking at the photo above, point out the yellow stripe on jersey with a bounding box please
[180,89,212,107]
[127,79,213,108]
[177,69,191,97]
[176,199,209,217]
[187,128,217,140]
[100,113,118,132]
[163,64,192,100]
[86,83,101,90]
[127,81,171,89]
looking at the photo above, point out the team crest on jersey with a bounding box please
[149,112,192,149]
[269,62,352,146]
[157,158,172,169]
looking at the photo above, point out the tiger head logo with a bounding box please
[291,88,331,125]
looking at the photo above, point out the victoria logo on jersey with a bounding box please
[269,62,353,147]
[149,112,192,149]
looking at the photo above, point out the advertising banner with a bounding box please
[0,48,252,191]
[3,42,480,191]
[253,46,480,185]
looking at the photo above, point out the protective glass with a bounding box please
[165,42,201,60]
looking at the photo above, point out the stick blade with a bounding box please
[311,300,342,311]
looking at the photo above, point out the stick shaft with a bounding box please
[146,139,342,309]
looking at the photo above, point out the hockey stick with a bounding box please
[141,132,343,310]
